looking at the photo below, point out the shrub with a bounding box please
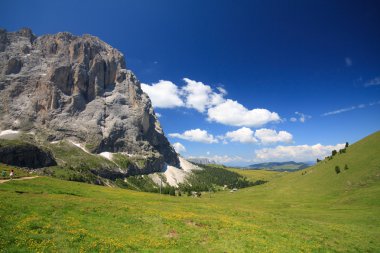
[344,164,349,170]
[182,164,265,192]
[335,166,341,174]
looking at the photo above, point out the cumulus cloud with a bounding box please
[155,112,162,118]
[207,99,280,127]
[141,80,184,108]
[223,127,292,144]
[142,78,226,112]
[182,78,226,112]
[172,142,186,153]
[254,128,293,144]
[364,77,380,87]
[253,143,345,162]
[169,129,218,144]
[224,127,257,143]
[143,78,281,128]
[290,117,297,122]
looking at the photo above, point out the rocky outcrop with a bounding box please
[0,28,179,173]
[187,157,217,165]
[0,139,56,168]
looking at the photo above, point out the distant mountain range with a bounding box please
[247,161,311,171]
[187,157,216,165]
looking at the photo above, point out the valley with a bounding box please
[0,131,379,252]
[1,6,379,251]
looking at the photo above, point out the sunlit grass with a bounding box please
[0,131,379,252]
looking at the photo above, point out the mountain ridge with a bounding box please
[247,161,310,171]
[0,28,179,175]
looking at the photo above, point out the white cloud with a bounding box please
[290,112,311,123]
[345,57,352,67]
[222,127,293,145]
[141,80,184,108]
[142,78,227,112]
[143,78,281,128]
[224,127,257,143]
[254,128,293,144]
[182,78,226,112]
[155,112,162,118]
[169,129,218,144]
[364,77,380,87]
[207,99,280,127]
[172,142,186,153]
[296,112,311,123]
[322,106,356,116]
[253,143,345,162]
[217,87,227,95]
[322,100,380,116]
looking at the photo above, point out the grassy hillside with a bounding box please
[251,130,380,203]
[0,136,149,185]
[0,131,379,252]
[227,167,283,181]
[116,164,265,195]
[182,164,266,192]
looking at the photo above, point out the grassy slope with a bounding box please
[227,167,283,182]
[0,131,379,252]
[0,163,34,179]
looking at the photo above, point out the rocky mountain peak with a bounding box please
[0,28,180,172]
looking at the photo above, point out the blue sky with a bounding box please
[1,0,380,165]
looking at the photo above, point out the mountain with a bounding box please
[0,28,179,177]
[247,161,310,171]
[186,157,217,165]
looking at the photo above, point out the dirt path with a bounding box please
[0,176,39,184]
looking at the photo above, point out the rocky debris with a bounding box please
[149,157,202,187]
[0,139,56,168]
[0,28,179,174]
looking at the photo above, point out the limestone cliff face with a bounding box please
[0,28,179,172]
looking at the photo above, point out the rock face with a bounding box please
[0,139,56,168]
[0,28,179,173]
[187,157,216,165]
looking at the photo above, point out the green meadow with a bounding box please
[0,131,379,252]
